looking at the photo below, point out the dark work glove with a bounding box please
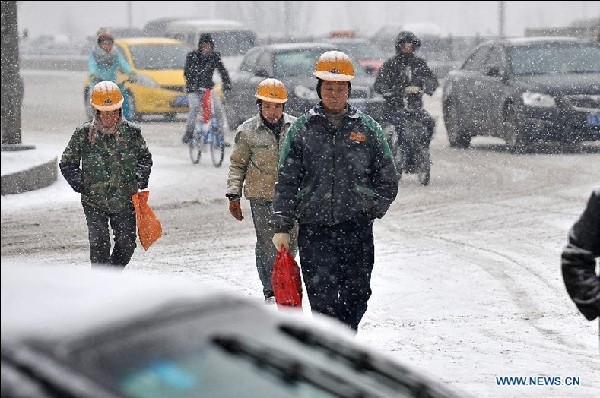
[229,199,244,221]
[59,163,83,193]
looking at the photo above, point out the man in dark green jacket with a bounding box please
[60,81,153,267]
[272,51,398,331]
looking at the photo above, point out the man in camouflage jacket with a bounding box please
[60,81,152,267]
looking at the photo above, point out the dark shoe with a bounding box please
[182,128,193,144]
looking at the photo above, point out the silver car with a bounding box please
[1,264,465,398]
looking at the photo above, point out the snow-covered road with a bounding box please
[2,70,599,397]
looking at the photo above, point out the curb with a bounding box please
[1,157,58,195]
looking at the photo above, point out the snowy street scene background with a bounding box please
[2,67,599,397]
[2,2,600,397]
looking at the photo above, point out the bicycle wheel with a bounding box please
[417,148,430,186]
[210,130,225,167]
[188,134,201,165]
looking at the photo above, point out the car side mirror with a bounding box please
[255,69,270,78]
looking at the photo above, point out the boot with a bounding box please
[182,127,193,144]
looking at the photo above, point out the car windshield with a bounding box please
[509,43,600,76]
[212,31,256,56]
[329,42,386,60]
[274,49,365,77]
[69,306,414,398]
[127,43,189,70]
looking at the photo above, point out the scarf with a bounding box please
[88,117,121,145]
[92,46,118,69]
[260,114,284,142]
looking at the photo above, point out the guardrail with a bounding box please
[21,55,87,71]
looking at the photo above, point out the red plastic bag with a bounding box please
[272,247,303,309]
[201,89,212,123]
[131,190,162,251]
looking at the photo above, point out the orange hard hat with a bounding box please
[255,78,288,103]
[313,50,355,81]
[90,81,123,111]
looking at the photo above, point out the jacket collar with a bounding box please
[308,102,360,119]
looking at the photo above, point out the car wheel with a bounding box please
[163,113,177,122]
[84,88,94,120]
[504,104,528,154]
[444,100,471,148]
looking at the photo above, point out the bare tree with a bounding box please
[1,0,23,145]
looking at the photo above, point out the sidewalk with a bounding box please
[1,142,59,195]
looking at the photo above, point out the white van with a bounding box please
[164,19,257,57]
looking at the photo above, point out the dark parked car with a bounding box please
[1,264,465,398]
[442,37,600,152]
[224,42,386,129]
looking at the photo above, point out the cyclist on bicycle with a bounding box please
[182,33,232,144]
[374,31,438,143]
[88,28,136,120]
[226,78,299,303]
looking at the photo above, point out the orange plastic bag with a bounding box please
[271,247,303,309]
[131,190,162,251]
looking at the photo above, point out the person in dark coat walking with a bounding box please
[182,33,232,144]
[60,81,153,268]
[561,188,600,331]
[272,51,398,331]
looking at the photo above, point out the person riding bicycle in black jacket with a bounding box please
[182,33,232,144]
[374,31,438,142]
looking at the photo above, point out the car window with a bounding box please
[125,43,189,70]
[240,49,260,73]
[509,43,600,75]
[462,45,491,71]
[256,52,273,75]
[274,50,324,78]
[483,46,505,70]
[66,306,419,398]
[329,42,386,60]
[210,31,256,56]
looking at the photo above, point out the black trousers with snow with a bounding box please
[83,203,137,268]
[298,216,375,331]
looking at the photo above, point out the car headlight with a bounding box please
[521,92,555,108]
[294,85,319,100]
[131,74,160,88]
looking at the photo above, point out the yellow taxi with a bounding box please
[84,37,190,121]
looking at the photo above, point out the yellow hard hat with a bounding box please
[313,50,355,81]
[90,81,123,111]
[255,78,288,103]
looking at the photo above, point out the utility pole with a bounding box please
[283,1,291,39]
[1,0,25,147]
[127,1,132,28]
[498,1,506,38]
